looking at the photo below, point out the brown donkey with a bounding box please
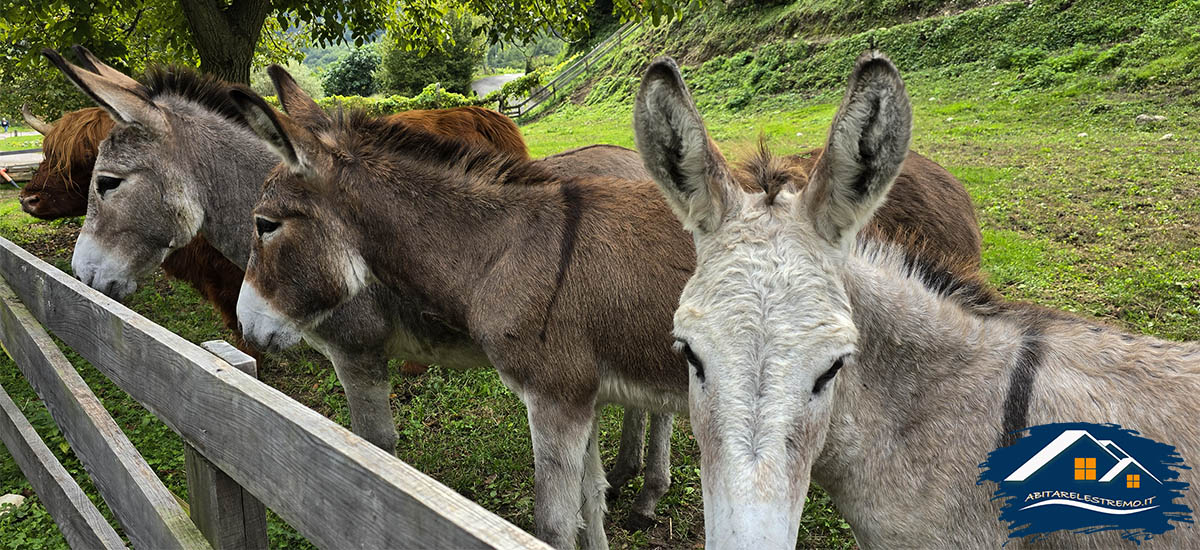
[41,49,678,526]
[229,65,981,548]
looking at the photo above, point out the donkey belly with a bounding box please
[597,372,688,415]
[383,328,490,370]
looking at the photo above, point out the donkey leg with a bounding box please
[606,408,646,501]
[580,417,610,550]
[528,398,594,550]
[331,352,397,454]
[627,412,673,531]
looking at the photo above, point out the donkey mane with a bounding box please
[41,107,114,188]
[735,138,796,204]
[141,65,250,128]
[335,109,561,188]
[858,238,1002,315]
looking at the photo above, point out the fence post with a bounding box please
[184,341,268,550]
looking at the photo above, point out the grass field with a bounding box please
[1,2,1198,549]
[0,134,41,152]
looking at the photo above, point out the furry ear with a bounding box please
[42,48,167,134]
[227,88,318,180]
[803,51,912,249]
[71,46,144,91]
[634,57,736,233]
[268,65,330,131]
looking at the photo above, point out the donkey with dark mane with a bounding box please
[226,59,983,546]
[20,103,252,349]
[637,52,1199,548]
[41,47,678,525]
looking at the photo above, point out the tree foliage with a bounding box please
[323,47,380,97]
[377,12,485,96]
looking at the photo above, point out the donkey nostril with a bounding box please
[237,321,244,335]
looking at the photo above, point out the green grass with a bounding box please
[2,1,1200,548]
[0,135,41,152]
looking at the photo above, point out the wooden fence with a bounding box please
[0,236,551,549]
[500,20,643,118]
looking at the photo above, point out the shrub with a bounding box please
[376,12,485,96]
[322,47,380,97]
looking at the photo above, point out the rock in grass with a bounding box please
[1136,114,1168,125]
[0,494,25,516]
[1160,133,1175,141]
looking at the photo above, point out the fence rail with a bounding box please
[0,236,550,550]
[501,20,643,118]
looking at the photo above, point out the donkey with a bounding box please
[20,103,252,350]
[636,52,1200,548]
[41,47,678,526]
[226,60,983,547]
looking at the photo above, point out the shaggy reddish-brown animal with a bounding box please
[18,104,531,357]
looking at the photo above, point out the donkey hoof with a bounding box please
[605,485,624,502]
[624,511,656,532]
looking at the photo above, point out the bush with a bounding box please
[322,47,380,97]
[263,83,502,119]
[376,12,485,96]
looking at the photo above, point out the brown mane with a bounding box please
[331,110,549,189]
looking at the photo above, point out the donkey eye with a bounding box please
[96,176,122,197]
[812,356,846,394]
[684,345,706,382]
[255,217,281,239]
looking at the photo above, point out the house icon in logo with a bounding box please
[1005,429,1162,488]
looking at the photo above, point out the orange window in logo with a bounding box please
[1127,474,1141,488]
[1074,457,1097,480]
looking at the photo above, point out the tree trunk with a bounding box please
[178,0,272,84]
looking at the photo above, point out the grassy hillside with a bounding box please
[2,1,1199,549]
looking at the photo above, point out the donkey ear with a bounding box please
[634,57,735,233]
[268,65,329,130]
[42,48,167,134]
[803,51,912,248]
[71,46,144,91]
[228,88,317,179]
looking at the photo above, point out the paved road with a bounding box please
[1,151,42,165]
[470,73,524,97]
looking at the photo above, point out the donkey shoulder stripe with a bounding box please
[1000,323,1045,447]
[539,181,587,342]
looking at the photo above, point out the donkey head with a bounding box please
[635,53,911,548]
[44,47,202,299]
[228,66,364,351]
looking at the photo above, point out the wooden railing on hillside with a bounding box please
[0,236,550,549]
[500,20,643,118]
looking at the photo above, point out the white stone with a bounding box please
[0,494,25,516]
[1160,133,1175,141]
[1077,132,1088,138]
[1136,114,1167,125]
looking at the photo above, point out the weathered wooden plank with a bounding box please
[184,341,267,550]
[0,382,127,550]
[0,277,211,550]
[0,237,549,549]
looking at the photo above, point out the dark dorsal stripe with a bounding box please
[999,324,1044,447]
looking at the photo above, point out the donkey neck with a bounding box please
[813,244,1029,547]
[165,98,275,270]
[348,165,577,332]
